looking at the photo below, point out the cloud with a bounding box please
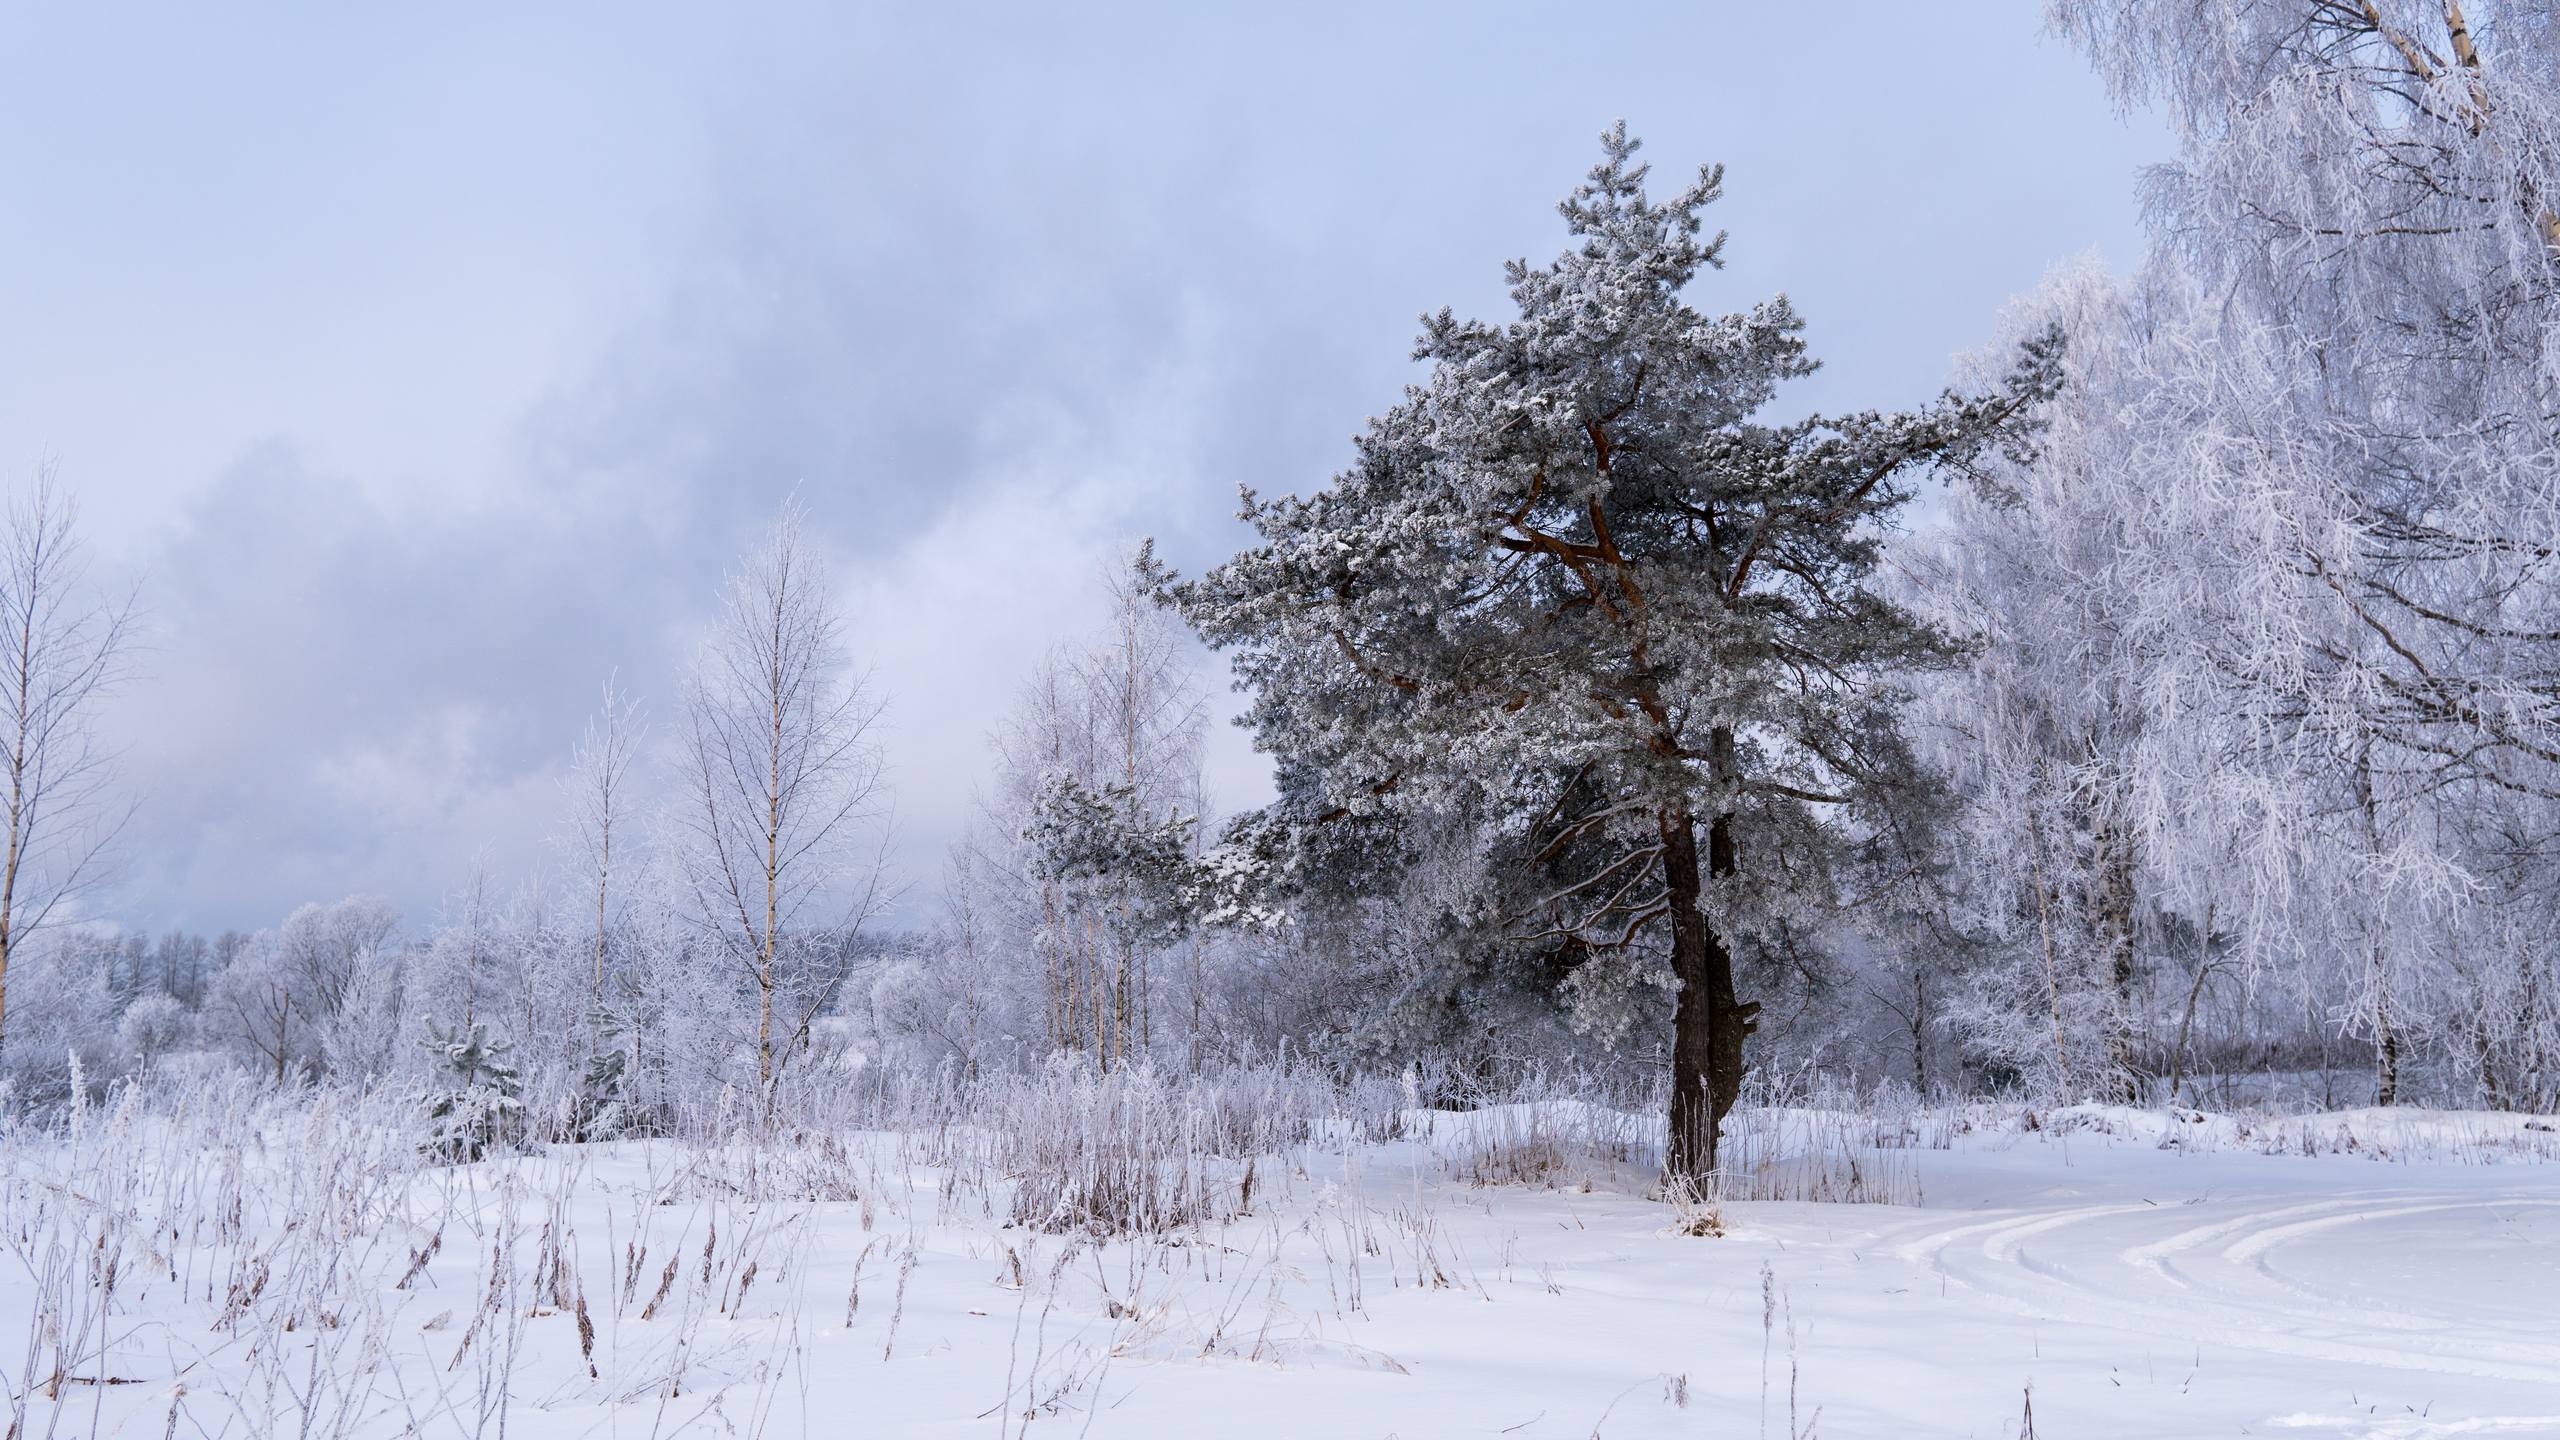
[31,1,2165,934]
[103,445,679,930]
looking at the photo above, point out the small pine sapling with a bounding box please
[417,1017,526,1164]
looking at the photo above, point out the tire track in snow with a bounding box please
[1880,1191,2560,1386]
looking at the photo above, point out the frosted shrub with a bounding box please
[1441,1071,1652,1190]
[993,1061,1288,1236]
[1453,1108,1574,1188]
[1713,1071,1924,1206]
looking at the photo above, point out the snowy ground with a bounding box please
[7,1091,2558,1439]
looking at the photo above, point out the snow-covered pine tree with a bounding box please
[1026,775,1200,951]
[1152,126,2060,1177]
[417,1016,525,1164]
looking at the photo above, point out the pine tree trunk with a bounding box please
[1661,800,1754,1182]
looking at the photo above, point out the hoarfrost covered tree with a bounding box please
[214,933,302,1085]
[985,650,1088,1054]
[2013,0,2560,1105]
[1026,776,1207,953]
[1901,264,2281,1101]
[478,885,596,1109]
[213,896,400,1085]
[677,503,892,1098]
[866,840,1016,1078]
[1219,772,1567,1080]
[0,468,136,1057]
[564,681,644,1052]
[1154,127,2061,1177]
[968,559,1210,1071]
[556,681,647,1128]
[417,1017,525,1163]
[2048,1,2560,796]
[0,933,120,1097]
[150,929,210,1008]
[449,864,494,1031]
[115,990,189,1071]
[1070,563,1209,1062]
[583,883,722,1128]
[284,897,398,1037]
[321,938,414,1085]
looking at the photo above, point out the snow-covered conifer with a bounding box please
[1154,126,2060,1175]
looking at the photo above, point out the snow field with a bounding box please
[4,1076,2557,1439]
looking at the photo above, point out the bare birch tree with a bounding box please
[677,504,892,1097]
[0,467,137,1056]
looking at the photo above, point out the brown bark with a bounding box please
[1661,786,1757,1182]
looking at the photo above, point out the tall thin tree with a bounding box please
[565,680,645,1051]
[0,468,136,1055]
[677,503,892,1096]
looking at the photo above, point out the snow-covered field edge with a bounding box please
[8,1067,2559,1439]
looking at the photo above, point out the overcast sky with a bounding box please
[0,1,2165,936]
